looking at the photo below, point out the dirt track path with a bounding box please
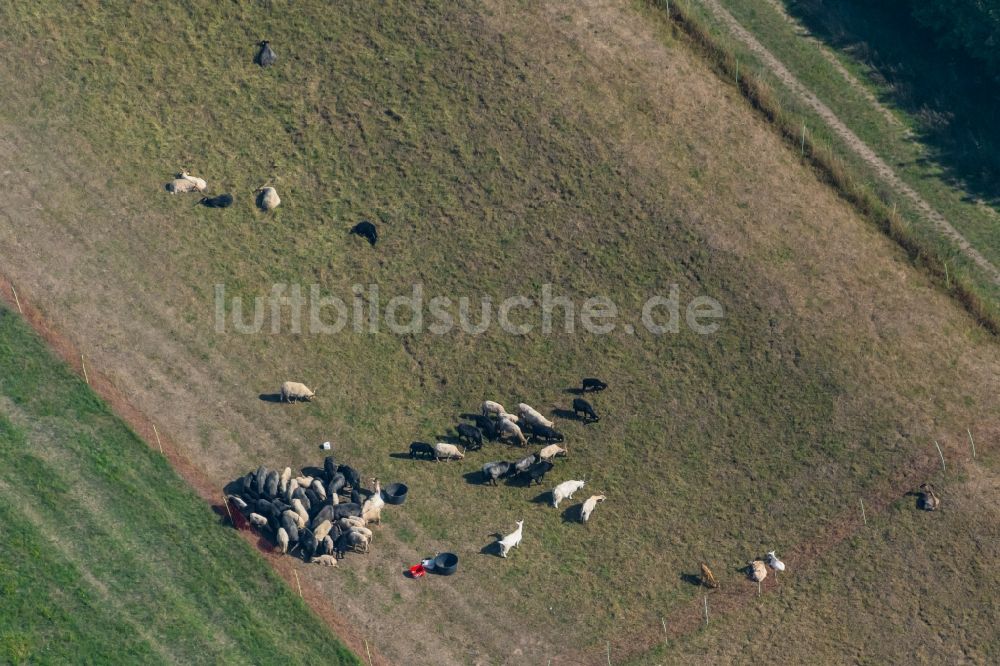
[698,0,1000,285]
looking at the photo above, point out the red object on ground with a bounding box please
[409,564,426,578]
[228,499,251,531]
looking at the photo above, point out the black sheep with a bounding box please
[409,441,434,459]
[323,455,337,482]
[529,424,564,443]
[482,461,515,486]
[350,221,378,246]
[337,464,362,490]
[254,466,268,495]
[523,460,554,485]
[264,470,280,498]
[255,40,277,67]
[327,473,346,498]
[581,377,608,392]
[572,398,600,422]
[332,503,362,519]
[198,193,234,208]
[514,453,539,474]
[280,513,299,543]
[470,415,499,441]
[456,423,484,450]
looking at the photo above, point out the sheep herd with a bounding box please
[407,377,612,556]
[226,456,397,565]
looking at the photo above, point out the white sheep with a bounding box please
[277,527,289,554]
[256,185,281,211]
[433,442,466,461]
[279,467,292,493]
[166,177,200,193]
[337,516,366,530]
[178,170,207,191]
[497,418,527,446]
[281,381,315,402]
[580,494,606,523]
[248,512,269,527]
[551,480,585,508]
[311,554,338,566]
[481,400,508,418]
[766,551,786,574]
[313,520,333,542]
[310,479,327,502]
[497,519,524,558]
[293,476,314,488]
[349,525,373,541]
[226,495,248,510]
[538,444,568,460]
[292,498,309,525]
[747,560,768,583]
[284,478,299,504]
[518,403,553,428]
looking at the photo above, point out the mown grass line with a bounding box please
[652,0,1000,334]
[0,305,360,665]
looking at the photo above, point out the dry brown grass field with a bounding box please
[0,0,996,663]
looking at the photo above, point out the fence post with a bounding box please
[81,355,89,385]
[967,428,976,459]
[860,498,867,526]
[11,284,23,314]
[934,440,946,472]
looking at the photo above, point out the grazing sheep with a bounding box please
[348,525,373,541]
[166,177,199,193]
[482,461,515,486]
[538,444,568,461]
[178,170,207,191]
[518,403,554,428]
[527,423,564,443]
[304,488,320,507]
[470,415,499,441]
[919,483,941,511]
[310,479,328,502]
[580,494,606,523]
[523,460,554,486]
[514,453,539,474]
[337,516,367,530]
[280,381,315,402]
[321,535,336,556]
[293,476,314,488]
[256,186,281,211]
[248,512,269,528]
[279,466,292,493]
[481,400,509,418]
[433,442,466,461]
[581,377,608,392]
[327,473,346,499]
[313,520,334,542]
[323,456,337,482]
[311,505,336,529]
[311,554,338,567]
[551,480,585,508]
[332,503,362,519]
[277,527,289,554]
[700,563,719,589]
[572,398,599,422]
[766,551,786,574]
[334,531,369,558]
[254,466,268,495]
[497,520,523,558]
[747,560,768,583]
[300,529,318,560]
[284,478,299,504]
[409,441,435,459]
[281,510,303,534]
[255,40,277,67]
[456,423,484,450]
[498,418,527,447]
[197,193,234,208]
[350,221,378,246]
[227,495,248,510]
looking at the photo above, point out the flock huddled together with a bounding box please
[408,377,611,557]
[226,455,403,565]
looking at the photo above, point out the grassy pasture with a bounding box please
[0,0,997,662]
[0,306,358,665]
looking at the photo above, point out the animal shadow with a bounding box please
[680,573,704,587]
[259,393,284,403]
[459,412,482,421]
[436,434,463,445]
[301,466,325,478]
[530,491,553,505]
[561,503,583,523]
[463,470,486,485]
[480,537,502,557]
[551,408,579,421]
[563,387,584,395]
[388,451,414,460]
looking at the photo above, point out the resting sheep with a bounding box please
[166,177,199,193]
[178,170,207,191]
[255,40,277,67]
[281,381,315,402]
[580,494,606,523]
[311,554,338,566]
[433,442,465,461]
[256,186,281,211]
[350,221,378,246]
[552,480,585,508]
[248,512,269,528]
[497,520,523,558]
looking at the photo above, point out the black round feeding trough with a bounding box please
[433,552,459,575]
[383,483,408,505]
